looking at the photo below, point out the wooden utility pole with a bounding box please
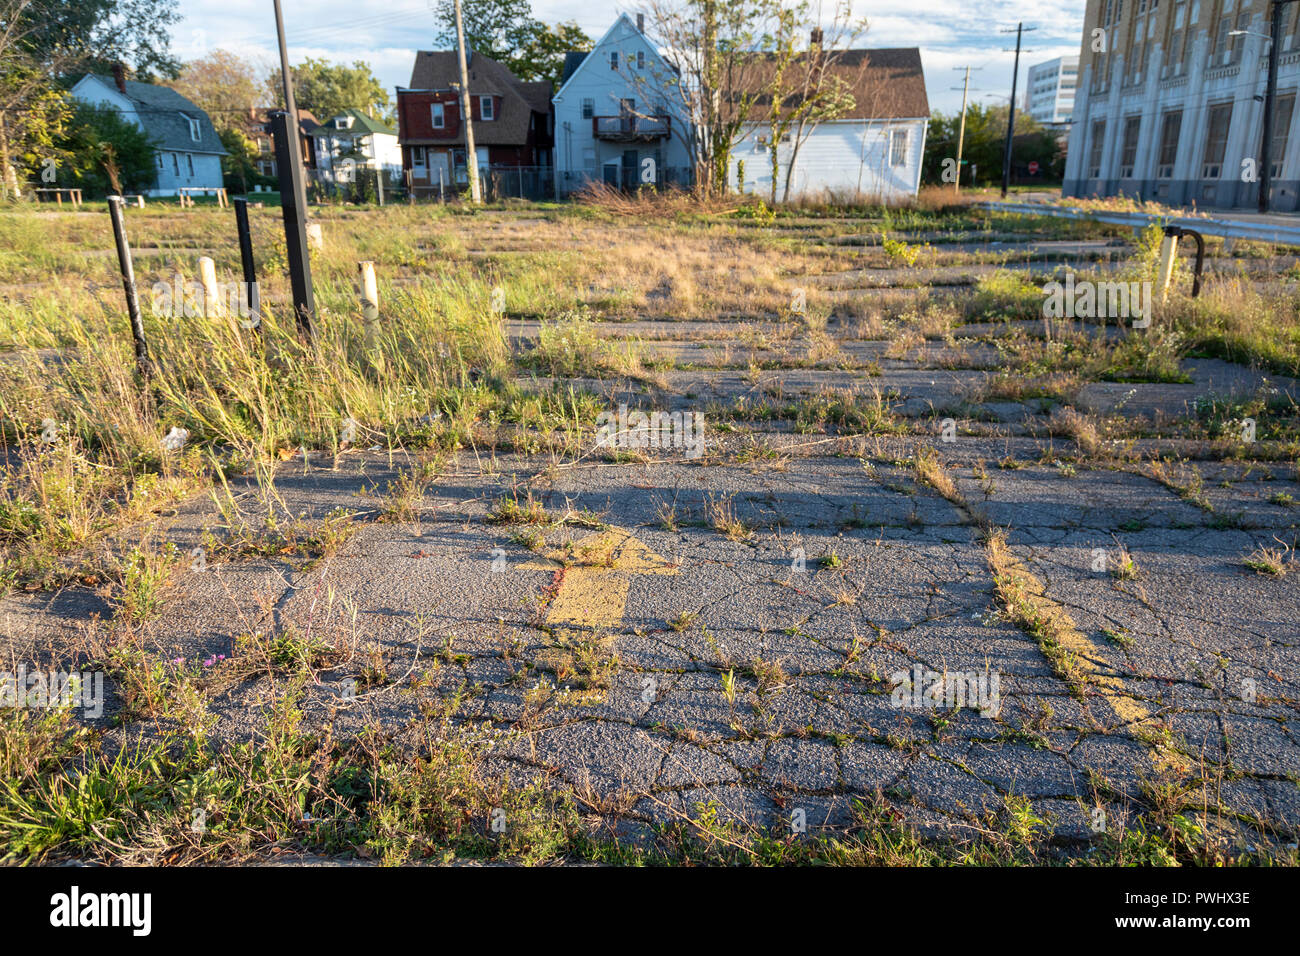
[951,66,981,193]
[453,0,482,204]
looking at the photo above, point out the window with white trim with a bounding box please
[432,102,445,128]
[889,128,908,167]
[480,95,494,121]
[582,98,594,119]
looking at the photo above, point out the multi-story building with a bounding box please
[1025,56,1079,125]
[1063,0,1300,210]
[397,52,553,198]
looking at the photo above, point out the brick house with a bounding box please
[248,109,320,179]
[396,51,553,196]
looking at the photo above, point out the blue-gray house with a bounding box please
[71,71,226,197]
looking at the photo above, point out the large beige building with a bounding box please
[1063,0,1300,210]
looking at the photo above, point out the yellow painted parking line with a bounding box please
[987,535,1186,772]
[522,528,679,631]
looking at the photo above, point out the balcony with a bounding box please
[592,114,670,142]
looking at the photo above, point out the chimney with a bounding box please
[637,13,645,32]
[112,62,127,94]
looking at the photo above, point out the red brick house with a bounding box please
[396,51,553,196]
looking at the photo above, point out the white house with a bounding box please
[552,13,694,195]
[728,47,929,202]
[310,109,402,187]
[70,70,225,197]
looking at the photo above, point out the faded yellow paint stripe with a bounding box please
[521,527,680,632]
[986,535,1162,734]
[547,568,632,629]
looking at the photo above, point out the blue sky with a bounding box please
[168,0,1088,115]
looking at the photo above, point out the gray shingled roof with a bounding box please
[86,75,226,154]
[559,51,588,87]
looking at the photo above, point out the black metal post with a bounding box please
[1258,1,1288,212]
[272,110,315,340]
[233,197,261,332]
[106,196,151,378]
[1001,22,1024,199]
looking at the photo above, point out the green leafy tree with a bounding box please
[219,127,258,193]
[21,0,182,78]
[923,103,1063,187]
[55,101,157,196]
[266,58,390,122]
[432,0,592,85]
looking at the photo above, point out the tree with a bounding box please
[265,58,390,122]
[219,127,257,193]
[20,0,181,78]
[55,101,156,196]
[168,49,262,134]
[775,0,865,201]
[922,103,1062,187]
[640,0,778,196]
[432,0,592,85]
[0,0,178,199]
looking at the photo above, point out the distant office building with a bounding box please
[1063,0,1300,211]
[1025,56,1079,125]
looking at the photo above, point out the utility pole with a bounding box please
[1000,23,1036,198]
[1257,1,1296,213]
[951,66,981,193]
[453,0,481,204]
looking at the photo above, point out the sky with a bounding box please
[168,0,1088,115]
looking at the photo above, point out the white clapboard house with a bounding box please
[729,46,929,202]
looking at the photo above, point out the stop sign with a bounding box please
[1028,161,1041,175]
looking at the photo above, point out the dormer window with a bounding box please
[184,114,200,141]
[432,102,445,128]
[479,96,494,121]
[335,116,353,130]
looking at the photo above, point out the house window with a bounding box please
[480,96,494,121]
[582,98,594,119]
[157,153,164,170]
[432,102,445,129]
[889,128,908,167]
[186,154,194,176]
[172,153,180,174]
[184,115,200,141]
[636,51,645,70]
[1087,120,1106,177]
[412,146,427,175]
[1271,93,1296,178]
[1119,115,1141,177]
[1202,102,1232,177]
[1157,110,1182,177]
[609,51,619,70]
